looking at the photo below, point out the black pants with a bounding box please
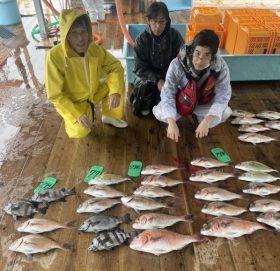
[130,81,161,117]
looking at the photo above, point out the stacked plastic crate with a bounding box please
[186,7,226,47]
[224,9,280,54]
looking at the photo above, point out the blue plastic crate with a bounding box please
[0,0,21,26]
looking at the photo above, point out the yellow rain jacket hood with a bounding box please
[45,9,124,138]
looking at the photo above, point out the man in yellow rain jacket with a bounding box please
[45,9,127,138]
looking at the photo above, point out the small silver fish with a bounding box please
[79,213,131,232]
[17,218,75,233]
[265,120,280,130]
[238,133,276,144]
[257,212,280,230]
[238,124,270,133]
[31,187,76,203]
[76,198,121,213]
[235,161,277,172]
[84,185,124,198]
[9,234,72,257]
[191,157,229,169]
[256,111,280,120]
[121,195,171,213]
[89,228,138,251]
[141,175,184,187]
[249,199,280,212]
[195,187,246,201]
[238,171,280,183]
[201,202,247,216]
[242,183,280,197]
[189,169,235,183]
[132,213,193,229]
[200,216,269,239]
[141,164,180,175]
[231,109,255,118]
[133,185,177,198]
[88,174,131,185]
[231,117,264,125]
[3,201,48,220]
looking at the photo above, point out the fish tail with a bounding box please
[63,220,76,228]
[183,214,193,222]
[122,213,132,224]
[241,194,250,200]
[128,230,140,239]
[38,206,48,215]
[67,187,76,196]
[61,243,73,251]
[193,233,209,242]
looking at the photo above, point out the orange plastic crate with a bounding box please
[190,7,222,25]
[265,23,280,53]
[246,9,276,16]
[234,24,273,54]
[225,16,257,54]
[223,9,250,29]
[186,23,226,48]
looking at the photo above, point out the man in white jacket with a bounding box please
[153,29,232,142]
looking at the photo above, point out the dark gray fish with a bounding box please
[31,187,76,203]
[3,200,48,220]
[88,228,138,251]
[79,213,131,232]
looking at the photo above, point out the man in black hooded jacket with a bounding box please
[131,1,184,117]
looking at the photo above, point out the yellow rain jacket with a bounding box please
[45,9,125,138]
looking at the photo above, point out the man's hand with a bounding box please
[78,114,93,129]
[195,115,214,138]
[157,79,165,91]
[108,93,121,109]
[167,118,180,142]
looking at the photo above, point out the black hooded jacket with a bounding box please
[133,24,184,86]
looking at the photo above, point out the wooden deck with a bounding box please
[0,4,280,271]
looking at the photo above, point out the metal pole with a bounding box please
[33,0,48,39]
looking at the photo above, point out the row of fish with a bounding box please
[4,187,76,220]
[231,109,280,144]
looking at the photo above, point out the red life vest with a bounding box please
[176,70,220,116]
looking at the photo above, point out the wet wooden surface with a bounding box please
[0,3,280,271]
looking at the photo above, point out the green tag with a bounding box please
[34,177,57,194]
[84,165,104,182]
[211,148,231,163]
[128,160,142,177]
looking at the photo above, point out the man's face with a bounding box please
[67,26,89,54]
[148,13,167,37]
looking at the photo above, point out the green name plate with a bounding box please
[84,165,104,182]
[211,148,231,163]
[128,160,142,177]
[34,177,57,194]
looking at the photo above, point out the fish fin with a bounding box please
[64,220,76,228]
[38,206,48,215]
[122,213,132,224]
[61,243,73,251]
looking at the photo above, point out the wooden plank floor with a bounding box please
[0,5,280,271]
